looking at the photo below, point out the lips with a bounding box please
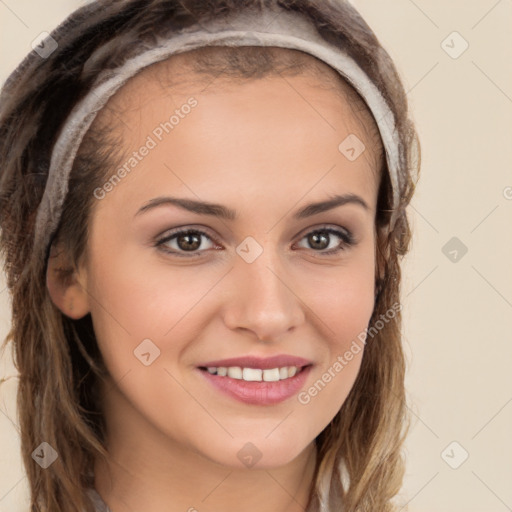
[197,354,313,405]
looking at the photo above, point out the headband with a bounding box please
[34,4,401,260]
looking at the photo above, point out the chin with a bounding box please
[198,433,314,470]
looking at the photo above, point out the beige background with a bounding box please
[1,1,511,511]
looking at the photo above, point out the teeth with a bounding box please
[205,365,302,381]
[263,368,280,382]
[227,367,243,379]
[243,368,263,381]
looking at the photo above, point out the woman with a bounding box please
[0,0,420,511]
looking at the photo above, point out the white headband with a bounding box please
[34,4,401,259]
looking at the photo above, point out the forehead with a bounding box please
[92,46,383,195]
[100,47,381,146]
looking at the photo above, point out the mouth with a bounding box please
[196,355,313,405]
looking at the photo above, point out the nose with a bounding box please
[222,245,306,342]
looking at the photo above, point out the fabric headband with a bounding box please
[33,4,401,260]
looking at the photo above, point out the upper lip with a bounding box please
[198,354,313,370]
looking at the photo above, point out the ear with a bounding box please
[46,242,91,320]
[374,224,389,300]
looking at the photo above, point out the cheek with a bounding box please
[294,287,372,435]
[303,246,376,343]
[297,253,375,416]
[85,243,220,372]
[315,274,374,329]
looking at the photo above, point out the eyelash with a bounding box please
[155,225,356,258]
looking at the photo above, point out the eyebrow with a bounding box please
[135,193,369,220]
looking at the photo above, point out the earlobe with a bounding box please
[46,243,91,320]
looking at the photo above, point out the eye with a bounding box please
[294,226,355,255]
[155,225,356,258]
[156,228,220,257]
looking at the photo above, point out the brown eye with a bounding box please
[156,228,218,257]
[307,232,330,250]
[295,227,355,255]
[176,231,202,251]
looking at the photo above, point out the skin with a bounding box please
[47,53,382,512]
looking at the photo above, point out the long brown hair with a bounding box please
[0,1,420,511]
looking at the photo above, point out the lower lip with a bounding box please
[198,366,312,405]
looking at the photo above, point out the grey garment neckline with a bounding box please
[86,488,112,512]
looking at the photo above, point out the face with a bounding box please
[76,54,381,469]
